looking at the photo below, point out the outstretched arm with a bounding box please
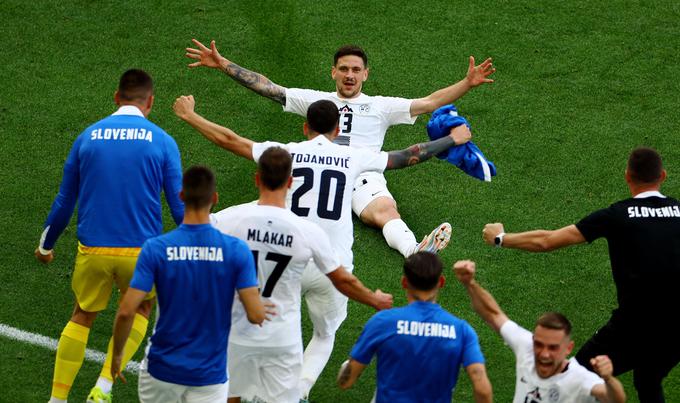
[410,56,495,116]
[173,95,255,160]
[327,267,393,311]
[482,223,586,252]
[186,39,287,105]
[590,355,626,403]
[385,124,471,169]
[453,260,509,333]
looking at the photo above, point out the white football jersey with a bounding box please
[211,203,340,347]
[284,88,416,152]
[500,321,604,403]
[252,136,388,269]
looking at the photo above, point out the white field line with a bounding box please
[0,323,140,374]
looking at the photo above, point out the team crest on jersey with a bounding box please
[548,387,559,402]
[359,104,370,113]
[339,105,353,113]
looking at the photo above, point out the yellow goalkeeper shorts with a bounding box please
[72,243,155,312]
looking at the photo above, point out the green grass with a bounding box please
[2,0,679,401]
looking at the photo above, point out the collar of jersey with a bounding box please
[311,134,334,145]
[332,92,369,103]
[179,223,213,231]
[634,190,665,199]
[112,105,144,117]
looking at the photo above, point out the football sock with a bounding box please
[51,321,90,400]
[99,313,149,384]
[382,218,418,257]
[300,332,336,398]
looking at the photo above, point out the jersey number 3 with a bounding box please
[291,168,346,221]
[251,250,292,298]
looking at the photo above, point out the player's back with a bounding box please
[75,112,181,247]
[212,203,339,348]
[254,136,386,269]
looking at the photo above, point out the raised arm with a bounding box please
[590,355,626,403]
[173,95,255,160]
[186,39,287,105]
[385,124,471,170]
[327,267,393,311]
[410,56,495,117]
[453,260,509,333]
[482,223,586,252]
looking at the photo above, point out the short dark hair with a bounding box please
[258,147,292,190]
[403,252,443,291]
[182,166,216,209]
[334,45,368,67]
[628,147,663,184]
[118,69,153,102]
[307,100,339,135]
[535,312,572,337]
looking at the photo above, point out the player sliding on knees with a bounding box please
[185,39,495,258]
[173,96,471,401]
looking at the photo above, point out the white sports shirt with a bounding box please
[284,89,416,152]
[252,136,388,269]
[211,203,340,347]
[500,321,604,403]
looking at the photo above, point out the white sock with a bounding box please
[300,333,336,398]
[382,219,418,257]
[95,377,113,394]
[49,398,67,403]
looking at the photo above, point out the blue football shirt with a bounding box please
[130,223,257,386]
[351,301,484,402]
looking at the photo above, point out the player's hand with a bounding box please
[449,125,472,145]
[111,354,127,384]
[466,56,495,87]
[373,289,393,310]
[453,260,476,285]
[482,223,505,245]
[590,355,614,380]
[262,300,277,324]
[186,39,226,69]
[173,95,196,120]
[34,248,54,264]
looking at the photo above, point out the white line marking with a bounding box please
[0,323,140,374]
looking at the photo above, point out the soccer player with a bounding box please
[173,96,471,399]
[35,69,184,403]
[110,166,266,403]
[211,146,393,403]
[481,147,680,403]
[454,260,626,403]
[338,252,493,403]
[184,39,495,258]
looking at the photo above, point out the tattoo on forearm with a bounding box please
[386,136,455,170]
[338,362,352,386]
[224,62,286,105]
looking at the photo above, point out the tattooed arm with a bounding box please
[337,359,367,389]
[186,39,287,105]
[385,124,471,170]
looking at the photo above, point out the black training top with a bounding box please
[576,194,680,317]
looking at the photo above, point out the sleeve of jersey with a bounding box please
[499,320,533,356]
[357,149,389,174]
[129,241,157,293]
[350,313,389,365]
[162,135,185,226]
[234,239,258,289]
[308,223,341,274]
[575,205,616,243]
[378,96,417,126]
[283,88,327,116]
[41,137,82,250]
[461,323,486,367]
[252,141,287,162]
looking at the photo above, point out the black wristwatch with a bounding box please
[494,232,505,248]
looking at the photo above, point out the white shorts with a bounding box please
[138,369,228,403]
[351,171,394,217]
[227,343,302,403]
[301,261,348,338]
